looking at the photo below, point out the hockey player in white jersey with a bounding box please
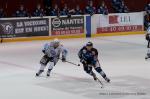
[36,38,68,77]
[145,26,150,60]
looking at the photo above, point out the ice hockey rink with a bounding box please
[0,34,150,99]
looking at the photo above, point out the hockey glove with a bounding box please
[42,50,45,54]
[62,57,66,62]
[80,59,87,66]
[49,57,54,62]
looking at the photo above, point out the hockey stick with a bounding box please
[59,58,80,66]
[65,60,80,66]
[96,76,104,88]
[96,59,105,88]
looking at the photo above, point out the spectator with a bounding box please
[69,5,82,15]
[14,5,28,17]
[45,6,52,16]
[145,3,150,29]
[97,1,108,15]
[112,0,128,13]
[44,0,52,16]
[33,4,45,17]
[51,4,60,16]
[74,5,82,15]
[60,4,69,16]
[85,0,96,15]
[118,2,129,13]
[44,0,52,8]
[0,8,5,18]
[112,0,122,11]
[145,3,150,14]
[144,12,150,30]
[112,0,122,6]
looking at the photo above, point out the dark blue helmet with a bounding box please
[86,42,93,46]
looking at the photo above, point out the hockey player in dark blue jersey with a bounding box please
[78,42,110,82]
[145,27,150,60]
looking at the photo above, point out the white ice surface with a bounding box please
[0,34,150,99]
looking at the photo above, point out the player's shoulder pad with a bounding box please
[60,44,63,47]
[92,48,98,51]
[92,48,98,54]
[82,46,87,49]
[80,46,87,53]
[44,43,49,47]
[80,46,86,51]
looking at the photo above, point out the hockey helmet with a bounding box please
[53,38,60,44]
[86,42,93,46]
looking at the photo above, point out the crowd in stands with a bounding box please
[112,0,128,13]
[145,3,150,29]
[0,8,5,18]
[1,0,150,30]
[0,0,130,18]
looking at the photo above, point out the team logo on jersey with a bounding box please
[0,22,13,34]
[52,18,61,28]
[82,49,87,54]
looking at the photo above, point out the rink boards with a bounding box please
[0,12,145,42]
[2,31,144,43]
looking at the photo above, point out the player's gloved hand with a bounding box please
[42,50,45,54]
[49,57,54,61]
[62,57,66,62]
[146,34,150,41]
[80,59,87,66]
[91,60,96,66]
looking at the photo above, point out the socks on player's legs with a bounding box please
[95,67,110,82]
[36,65,45,76]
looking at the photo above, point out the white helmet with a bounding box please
[53,38,60,44]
